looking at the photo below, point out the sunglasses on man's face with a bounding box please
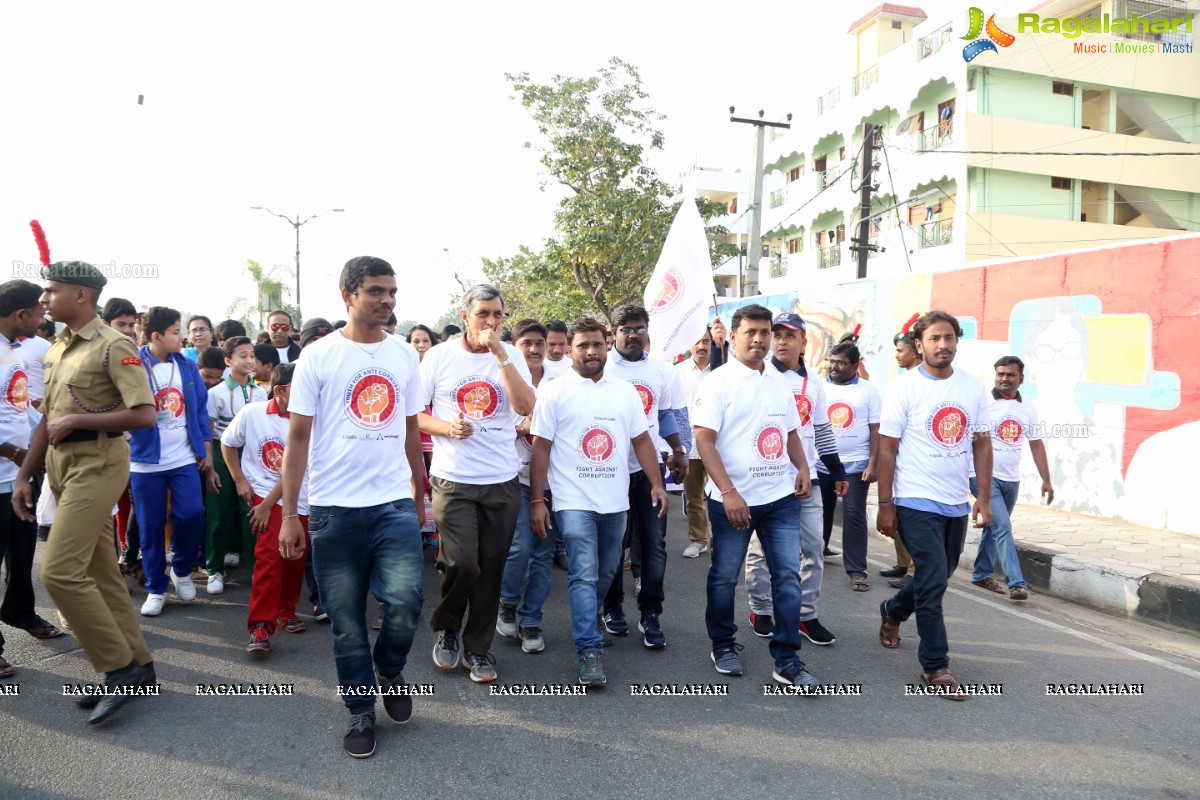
[270,323,291,332]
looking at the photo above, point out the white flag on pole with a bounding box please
[644,198,715,362]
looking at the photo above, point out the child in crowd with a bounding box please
[221,363,310,654]
[198,346,226,389]
[252,343,280,391]
[204,335,268,594]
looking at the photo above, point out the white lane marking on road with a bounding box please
[865,555,1200,681]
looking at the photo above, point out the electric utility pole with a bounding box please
[730,108,790,296]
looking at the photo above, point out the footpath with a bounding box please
[858,492,1200,635]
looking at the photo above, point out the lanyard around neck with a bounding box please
[149,358,177,408]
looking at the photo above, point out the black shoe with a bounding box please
[36,525,50,542]
[888,575,913,589]
[750,611,774,638]
[602,608,629,636]
[879,564,906,578]
[76,661,156,710]
[639,612,666,649]
[343,712,376,758]
[380,673,412,724]
[553,552,569,571]
[798,618,836,646]
[88,661,154,725]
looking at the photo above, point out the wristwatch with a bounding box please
[498,358,513,369]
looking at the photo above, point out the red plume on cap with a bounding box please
[900,313,920,335]
[852,323,862,338]
[30,220,51,267]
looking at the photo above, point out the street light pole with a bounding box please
[249,206,344,320]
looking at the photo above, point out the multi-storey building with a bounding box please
[757,0,1200,294]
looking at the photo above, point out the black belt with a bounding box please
[60,429,101,443]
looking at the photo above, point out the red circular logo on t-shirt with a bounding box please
[997,417,1023,446]
[259,438,285,476]
[580,426,615,464]
[650,269,684,313]
[157,387,185,419]
[927,403,969,449]
[829,401,853,432]
[794,393,813,428]
[454,377,502,422]
[344,369,398,430]
[4,367,28,413]
[630,380,655,417]
[754,424,786,463]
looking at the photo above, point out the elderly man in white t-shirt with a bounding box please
[419,285,535,684]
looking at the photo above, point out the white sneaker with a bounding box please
[682,543,708,558]
[207,573,225,594]
[141,593,166,616]
[171,572,196,602]
[224,553,240,568]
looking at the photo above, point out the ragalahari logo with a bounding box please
[962,7,1015,62]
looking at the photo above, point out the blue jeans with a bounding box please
[129,463,205,595]
[885,506,967,673]
[499,485,556,627]
[971,477,1026,589]
[309,499,424,715]
[556,509,626,655]
[706,494,804,670]
[819,471,871,576]
[604,467,668,616]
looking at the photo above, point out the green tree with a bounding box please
[505,58,737,325]
[225,259,301,335]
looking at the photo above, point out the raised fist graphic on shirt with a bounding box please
[938,413,964,446]
[463,386,491,420]
[356,383,389,425]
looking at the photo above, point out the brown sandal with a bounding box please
[0,657,14,678]
[921,668,967,700]
[851,574,870,592]
[878,602,901,649]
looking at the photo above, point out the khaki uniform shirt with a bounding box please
[43,316,154,424]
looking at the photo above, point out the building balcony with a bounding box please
[918,218,954,248]
[769,187,789,209]
[817,86,841,117]
[818,245,842,268]
[851,64,879,97]
[768,256,787,279]
[917,22,953,61]
[919,118,954,151]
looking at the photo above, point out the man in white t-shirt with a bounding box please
[278,256,427,759]
[497,319,559,654]
[693,304,821,689]
[676,328,711,558]
[419,284,535,684]
[528,317,665,686]
[267,310,301,364]
[744,313,847,646]
[600,304,688,649]
[876,310,992,700]
[819,341,881,590]
[970,356,1054,602]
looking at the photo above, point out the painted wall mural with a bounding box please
[712,235,1200,535]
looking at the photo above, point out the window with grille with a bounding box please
[1052,81,1075,96]
[786,237,803,254]
[787,165,804,182]
[1051,176,1072,190]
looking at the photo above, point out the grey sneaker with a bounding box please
[773,661,821,691]
[519,624,545,653]
[578,647,606,686]
[463,652,498,684]
[710,644,745,676]
[496,603,518,638]
[432,630,461,670]
[343,712,376,758]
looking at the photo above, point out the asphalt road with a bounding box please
[2,499,1199,800]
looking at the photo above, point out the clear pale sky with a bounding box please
[1,0,961,328]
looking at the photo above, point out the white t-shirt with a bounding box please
[515,372,560,486]
[973,393,1041,482]
[276,346,292,365]
[529,370,647,514]
[674,357,710,459]
[543,357,572,380]
[221,399,309,515]
[605,351,684,470]
[879,367,990,506]
[131,359,194,473]
[208,376,269,439]
[0,341,31,484]
[16,335,50,401]
[692,357,802,507]
[772,362,828,479]
[420,339,532,485]
[824,377,882,463]
[289,332,424,507]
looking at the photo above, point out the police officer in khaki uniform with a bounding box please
[12,261,157,725]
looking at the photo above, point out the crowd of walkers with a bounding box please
[1,253,1054,759]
